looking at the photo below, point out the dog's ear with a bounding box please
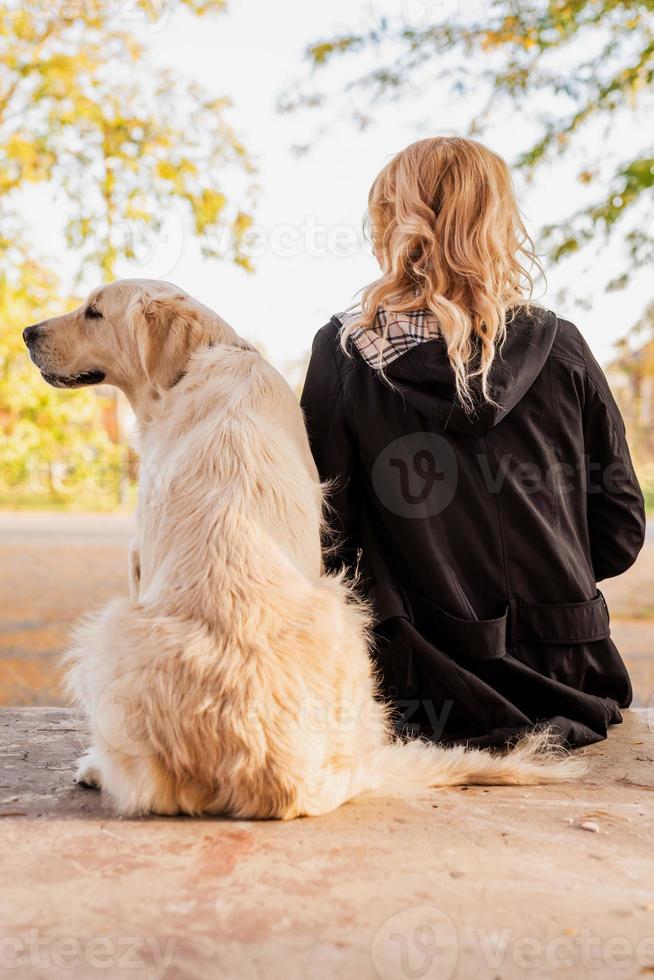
[130,292,215,390]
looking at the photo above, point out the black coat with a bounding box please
[300,308,646,748]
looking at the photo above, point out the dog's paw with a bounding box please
[75,751,102,790]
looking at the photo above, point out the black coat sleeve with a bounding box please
[581,340,646,581]
[300,323,361,574]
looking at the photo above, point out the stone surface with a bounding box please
[1,707,653,979]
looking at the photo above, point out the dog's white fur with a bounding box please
[25,279,584,818]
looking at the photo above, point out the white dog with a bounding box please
[23,279,583,817]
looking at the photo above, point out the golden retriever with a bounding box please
[23,279,583,817]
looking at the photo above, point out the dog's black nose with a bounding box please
[23,324,40,346]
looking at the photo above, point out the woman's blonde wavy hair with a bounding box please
[343,136,542,408]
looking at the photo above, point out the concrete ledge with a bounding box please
[1,708,654,979]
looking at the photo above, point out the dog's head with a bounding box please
[23,278,239,399]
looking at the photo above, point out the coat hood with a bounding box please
[377,307,559,436]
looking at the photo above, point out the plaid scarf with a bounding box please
[338,308,440,369]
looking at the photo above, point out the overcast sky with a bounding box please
[28,0,652,374]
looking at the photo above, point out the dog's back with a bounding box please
[68,342,382,816]
[67,330,584,818]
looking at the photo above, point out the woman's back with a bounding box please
[301,135,645,748]
[302,307,644,746]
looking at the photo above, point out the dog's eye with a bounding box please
[85,306,103,320]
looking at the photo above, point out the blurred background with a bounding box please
[1,0,652,706]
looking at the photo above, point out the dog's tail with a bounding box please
[351,728,585,798]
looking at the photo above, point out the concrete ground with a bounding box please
[0,511,652,707]
[1,515,653,979]
[1,707,653,979]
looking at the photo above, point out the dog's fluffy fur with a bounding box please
[24,279,585,818]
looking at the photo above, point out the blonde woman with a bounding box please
[301,136,645,749]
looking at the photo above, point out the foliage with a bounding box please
[0,0,254,279]
[0,261,124,505]
[611,303,654,478]
[0,0,254,509]
[293,0,654,283]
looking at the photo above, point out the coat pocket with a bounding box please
[510,591,610,646]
